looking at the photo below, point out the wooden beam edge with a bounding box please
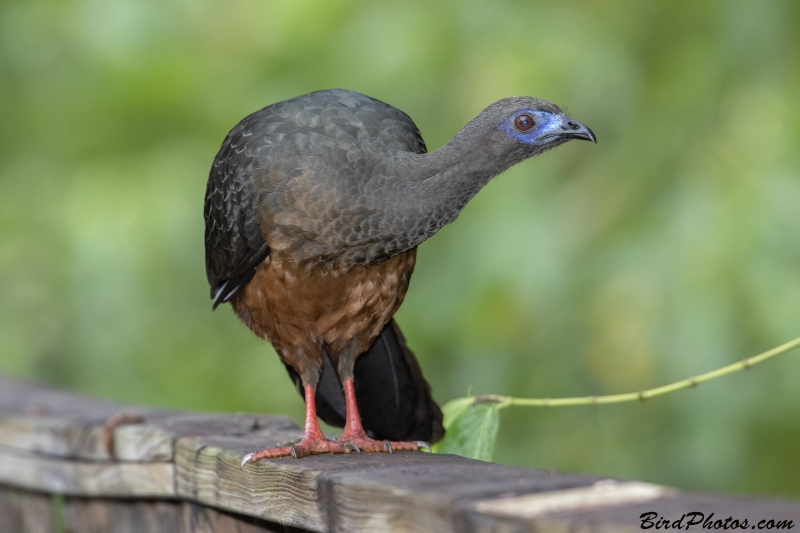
[0,416,174,463]
[0,444,175,498]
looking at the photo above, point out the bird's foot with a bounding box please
[339,432,431,454]
[241,436,358,466]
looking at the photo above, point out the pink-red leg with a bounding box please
[339,378,430,453]
[241,384,356,466]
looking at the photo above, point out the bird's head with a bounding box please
[367,94,596,251]
[467,97,596,164]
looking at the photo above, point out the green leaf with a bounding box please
[439,397,475,430]
[432,399,500,461]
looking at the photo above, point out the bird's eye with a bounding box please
[514,114,535,132]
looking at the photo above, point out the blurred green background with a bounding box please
[1,0,799,497]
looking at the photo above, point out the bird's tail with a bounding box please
[284,319,444,443]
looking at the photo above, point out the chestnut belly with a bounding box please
[232,249,417,378]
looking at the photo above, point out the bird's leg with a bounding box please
[241,384,357,465]
[339,378,429,453]
[339,378,369,440]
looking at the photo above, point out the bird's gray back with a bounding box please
[204,89,427,299]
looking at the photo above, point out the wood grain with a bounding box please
[466,493,800,533]
[1,374,798,533]
[182,501,298,533]
[63,498,184,533]
[0,485,54,533]
[0,444,175,496]
[0,375,297,463]
[0,486,301,533]
[174,433,602,532]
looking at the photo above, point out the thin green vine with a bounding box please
[473,335,800,410]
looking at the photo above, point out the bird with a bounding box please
[203,89,595,462]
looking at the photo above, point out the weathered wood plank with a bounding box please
[467,490,800,532]
[0,375,297,463]
[324,454,605,533]
[0,485,305,533]
[0,444,175,496]
[2,374,799,533]
[63,498,185,533]
[470,480,673,519]
[182,501,304,533]
[175,434,328,531]
[174,433,611,533]
[0,485,54,533]
[0,415,108,460]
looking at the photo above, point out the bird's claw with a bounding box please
[344,442,361,453]
[239,437,426,463]
[240,453,254,469]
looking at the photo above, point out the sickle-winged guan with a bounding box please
[204,89,595,462]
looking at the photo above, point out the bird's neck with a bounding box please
[384,126,514,249]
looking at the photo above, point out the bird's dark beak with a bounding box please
[557,117,596,143]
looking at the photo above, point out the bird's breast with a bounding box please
[232,248,417,361]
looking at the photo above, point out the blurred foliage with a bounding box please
[1,0,799,496]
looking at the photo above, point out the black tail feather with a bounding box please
[283,319,444,443]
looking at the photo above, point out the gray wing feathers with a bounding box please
[203,89,427,305]
[204,113,271,307]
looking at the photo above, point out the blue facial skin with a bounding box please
[501,109,565,146]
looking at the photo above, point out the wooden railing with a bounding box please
[0,374,797,532]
